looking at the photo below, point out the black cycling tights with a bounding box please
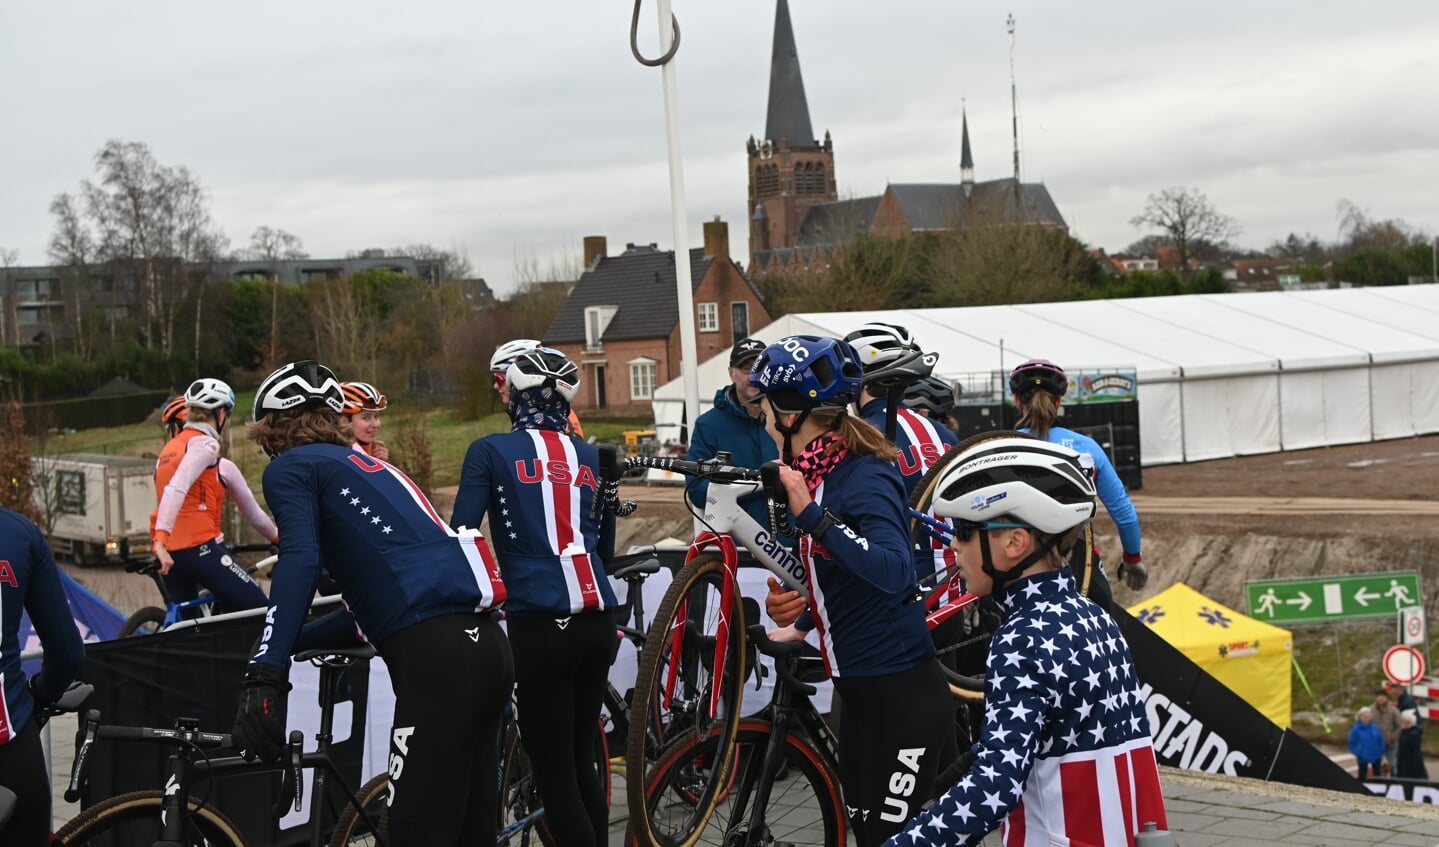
[381,612,513,847]
[507,610,618,847]
[163,539,268,615]
[0,719,48,847]
[833,657,958,847]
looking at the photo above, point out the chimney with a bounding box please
[583,235,607,268]
[703,216,729,259]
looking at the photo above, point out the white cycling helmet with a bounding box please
[506,348,580,402]
[490,339,544,375]
[931,436,1096,534]
[184,378,235,410]
[253,360,345,422]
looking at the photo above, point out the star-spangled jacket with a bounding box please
[254,443,505,668]
[792,453,934,678]
[450,428,618,615]
[887,569,1166,846]
[860,398,960,583]
[1021,426,1141,559]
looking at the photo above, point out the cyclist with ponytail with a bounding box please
[887,436,1165,845]
[751,335,955,847]
[1009,359,1146,609]
[452,347,615,847]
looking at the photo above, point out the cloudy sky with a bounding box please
[3,1,1436,295]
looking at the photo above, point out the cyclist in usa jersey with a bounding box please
[887,436,1166,846]
[452,348,616,847]
[340,381,389,460]
[237,360,512,847]
[490,338,585,438]
[751,335,955,847]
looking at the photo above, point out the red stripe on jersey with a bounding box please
[1130,746,1168,832]
[0,674,12,744]
[1116,750,1135,843]
[1060,757,1103,846]
[1005,799,1026,846]
[539,430,600,610]
[384,461,448,529]
[473,536,508,607]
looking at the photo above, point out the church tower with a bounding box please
[747,0,836,269]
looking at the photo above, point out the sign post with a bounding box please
[1400,606,1427,648]
[1245,572,1422,625]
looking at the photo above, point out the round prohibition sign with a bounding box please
[1407,615,1424,640]
[1383,644,1426,685]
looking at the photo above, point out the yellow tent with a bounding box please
[1128,583,1293,728]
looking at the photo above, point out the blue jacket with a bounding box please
[793,454,933,678]
[1023,425,1141,557]
[1349,720,1385,764]
[687,386,781,535]
[256,444,506,668]
[859,398,958,582]
[452,428,618,615]
[1,508,84,740]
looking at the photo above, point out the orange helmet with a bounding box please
[161,396,188,426]
[341,381,388,416]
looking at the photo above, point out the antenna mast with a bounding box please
[1007,13,1020,183]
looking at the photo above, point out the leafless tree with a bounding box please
[0,247,19,347]
[1129,187,1241,274]
[923,221,1093,306]
[240,226,307,370]
[394,243,474,284]
[1335,198,1422,256]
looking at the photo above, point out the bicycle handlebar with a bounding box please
[745,625,818,697]
[66,709,235,803]
[623,454,764,484]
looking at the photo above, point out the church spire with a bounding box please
[764,0,815,149]
[960,102,974,195]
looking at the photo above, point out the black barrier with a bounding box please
[1114,604,1365,794]
[78,615,371,846]
[1361,778,1439,804]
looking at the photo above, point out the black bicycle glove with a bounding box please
[233,662,291,762]
[1118,554,1149,591]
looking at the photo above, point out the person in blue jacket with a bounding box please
[1,507,84,847]
[1009,358,1146,611]
[686,337,774,521]
[1349,706,1386,779]
[451,348,617,847]
[751,334,955,847]
[236,360,512,847]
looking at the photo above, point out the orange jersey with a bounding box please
[153,428,227,550]
[568,409,585,438]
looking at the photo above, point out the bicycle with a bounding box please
[56,644,384,847]
[118,542,280,636]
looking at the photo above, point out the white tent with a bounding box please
[651,285,1439,465]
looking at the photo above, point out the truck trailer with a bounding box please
[32,453,155,565]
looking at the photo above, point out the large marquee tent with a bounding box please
[650,285,1439,465]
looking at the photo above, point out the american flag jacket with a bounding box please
[888,569,1167,846]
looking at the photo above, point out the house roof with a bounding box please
[883,179,1067,231]
[545,245,733,344]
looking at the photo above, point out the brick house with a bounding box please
[543,218,771,415]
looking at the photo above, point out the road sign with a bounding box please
[1384,645,1426,685]
[1401,606,1427,647]
[1244,572,1423,625]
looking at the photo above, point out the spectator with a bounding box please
[1396,710,1428,780]
[1349,707,1385,780]
[1386,681,1422,726]
[1374,690,1402,775]
[685,337,779,535]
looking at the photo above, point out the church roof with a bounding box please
[796,196,882,243]
[884,180,1067,231]
[764,0,817,148]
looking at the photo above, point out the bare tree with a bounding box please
[923,222,1094,306]
[1335,198,1422,256]
[1129,187,1241,274]
[241,226,307,370]
[0,247,18,347]
[393,243,474,284]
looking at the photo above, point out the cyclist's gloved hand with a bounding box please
[233,662,292,762]
[1118,553,1148,591]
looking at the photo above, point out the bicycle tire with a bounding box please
[643,721,845,847]
[626,552,747,847]
[118,606,167,637]
[329,772,390,847]
[54,789,246,847]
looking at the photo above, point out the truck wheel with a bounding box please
[119,607,168,637]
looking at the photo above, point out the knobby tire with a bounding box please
[54,790,245,847]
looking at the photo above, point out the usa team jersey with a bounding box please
[860,398,959,583]
[1023,426,1141,558]
[793,454,933,678]
[255,443,505,668]
[888,569,1166,846]
[451,429,617,615]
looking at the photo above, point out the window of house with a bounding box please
[730,302,749,343]
[628,357,658,400]
[15,279,54,303]
[16,307,42,326]
[585,305,618,351]
[698,302,718,332]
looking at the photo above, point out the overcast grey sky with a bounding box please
[3,1,1436,295]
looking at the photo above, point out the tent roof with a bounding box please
[1127,583,1292,649]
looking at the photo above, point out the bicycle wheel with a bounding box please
[55,789,245,847]
[625,552,747,845]
[329,772,390,847]
[644,721,845,847]
[118,606,167,637]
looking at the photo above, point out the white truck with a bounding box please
[32,453,155,565]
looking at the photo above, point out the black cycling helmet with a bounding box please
[253,360,345,422]
[904,375,956,418]
[1009,358,1069,400]
[845,322,936,390]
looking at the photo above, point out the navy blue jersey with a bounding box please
[451,429,617,615]
[793,454,933,678]
[1,508,84,742]
[256,444,505,668]
[860,398,959,583]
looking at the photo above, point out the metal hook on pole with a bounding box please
[630,0,681,67]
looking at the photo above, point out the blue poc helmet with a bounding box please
[748,335,865,460]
